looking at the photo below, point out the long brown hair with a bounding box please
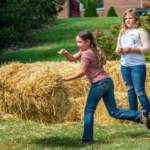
[77,30,106,65]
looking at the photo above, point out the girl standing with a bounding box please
[58,30,150,143]
[116,8,150,112]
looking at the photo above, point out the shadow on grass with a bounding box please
[123,130,150,138]
[32,130,150,148]
[32,125,150,149]
[108,128,150,142]
[32,136,111,148]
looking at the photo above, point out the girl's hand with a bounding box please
[122,47,131,53]
[63,77,71,81]
[57,49,68,56]
[116,48,123,55]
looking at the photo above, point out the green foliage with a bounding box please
[0,27,19,49]
[84,0,98,17]
[145,53,150,62]
[0,0,65,49]
[97,24,120,60]
[140,15,150,62]
[107,6,118,17]
[97,34,117,60]
[141,11,150,34]
[0,1,35,30]
[0,0,32,48]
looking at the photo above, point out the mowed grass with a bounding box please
[0,17,121,63]
[0,118,150,150]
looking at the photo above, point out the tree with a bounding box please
[0,0,65,49]
[84,0,98,17]
[107,6,118,17]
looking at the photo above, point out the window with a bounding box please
[95,0,103,8]
[79,0,103,9]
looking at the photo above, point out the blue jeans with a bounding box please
[121,65,150,112]
[82,78,141,141]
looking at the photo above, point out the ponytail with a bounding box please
[78,30,106,66]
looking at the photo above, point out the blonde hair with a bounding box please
[119,8,141,36]
[77,30,106,65]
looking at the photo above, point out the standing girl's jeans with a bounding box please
[121,65,150,112]
[82,78,141,141]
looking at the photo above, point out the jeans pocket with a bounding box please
[97,82,108,90]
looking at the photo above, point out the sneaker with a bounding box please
[141,110,150,129]
[141,110,148,123]
[82,139,94,144]
[146,115,150,129]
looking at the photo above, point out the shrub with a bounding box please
[97,34,117,60]
[0,27,19,49]
[84,0,98,17]
[96,24,121,60]
[0,0,65,49]
[110,24,121,37]
[107,6,118,17]
[141,11,150,62]
[142,10,150,33]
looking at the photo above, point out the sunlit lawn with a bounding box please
[0,17,121,63]
[0,118,150,150]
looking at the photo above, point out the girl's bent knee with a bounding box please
[136,89,146,97]
[109,110,118,118]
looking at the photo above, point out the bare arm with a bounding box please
[121,29,150,54]
[121,47,142,54]
[139,28,150,54]
[63,61,88,81]
[58,49,81,61]
[115,31,123,55]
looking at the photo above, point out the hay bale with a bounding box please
[105,61,126,92]
[64,97,85,122]
[0,62,70,123]
[0,112,16,120]
[53,61,90,98]
[66,96,129,125]
[0,61,150,124]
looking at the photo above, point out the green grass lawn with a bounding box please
[0,118,150,150]
[0,17,121,63]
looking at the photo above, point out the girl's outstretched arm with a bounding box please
[63,61,88,81]
[58,49,81,61]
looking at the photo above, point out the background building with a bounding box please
[103,0,150,16]
[58,0,150,18]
